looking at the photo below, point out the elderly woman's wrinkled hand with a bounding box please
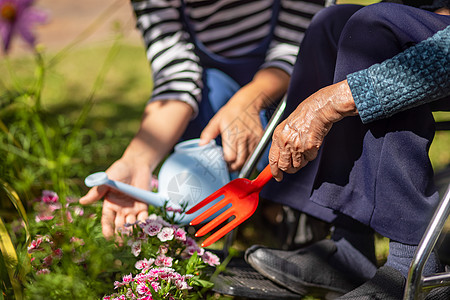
[268,80,358,181]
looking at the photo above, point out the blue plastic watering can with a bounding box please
[85,139,230,224]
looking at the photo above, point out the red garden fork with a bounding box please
[186,165,273,247]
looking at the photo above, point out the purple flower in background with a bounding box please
[0,0,47,53]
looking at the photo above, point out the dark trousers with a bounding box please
[261,3,450,244]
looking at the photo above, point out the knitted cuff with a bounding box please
[347,69,385,124]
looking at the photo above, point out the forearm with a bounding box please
[121,100,193,170]
[347,25,450,124]
[246,67,290,109]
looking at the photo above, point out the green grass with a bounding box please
[48,45,150,142]
[26,43,149,133]
[1,41,152,174]
[431,112,450,171]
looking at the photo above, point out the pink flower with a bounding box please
[66,210,73,223]
[35,213,54,222]
[0,0,47,53]
[122,273,133,285]
[150,175,158,191]
[36,268,50,275]
[150,281,160,292]
[202,251,220,266]
[143,214,170,227]
[41,190,58,204]
[114,280,122,289]
[142,221,162,236]
[43,255,53,267]
[125,289,136,299]
[185,245,204,257]
[165,206,182,213]
[70,237,85,246]
[174,228,186,242]
[53,248,63,259]
[134,272,149,284]
[135,258,154,270]
[48,202,62,211]
[184,236,197,247]
[137,232,147,240]
[33,197,61,223]
[157,227,174,242]
[27,237,43,252]
[130,240,142,257]
[72,205,84,216]
[155,255,173,267]
[157,245,168,255]
[66,196,77,204]
[175,279,189,290]
[136,283,151,295]
[168,272,181,281]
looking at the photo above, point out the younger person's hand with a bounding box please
[199,83,265,171]
[79,159,150,239]
[200,67,290,171]
[80,99,193,239]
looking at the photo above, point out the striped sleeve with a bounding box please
[132,0,202,115]
[262,0,325,75]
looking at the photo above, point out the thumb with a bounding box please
[79,185,109,205]
[199,117,220,145]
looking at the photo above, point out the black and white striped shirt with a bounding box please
[132,0,325,114]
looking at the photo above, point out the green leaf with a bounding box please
[185,251,198,274]
[190,278,214,289]
[0,217,22,299]
[0,179,30,243]
[0,180,29,244]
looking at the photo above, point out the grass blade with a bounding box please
[0,217,22,299]
[0,180,29,243]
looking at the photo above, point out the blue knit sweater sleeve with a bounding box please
[347,25,450,124]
